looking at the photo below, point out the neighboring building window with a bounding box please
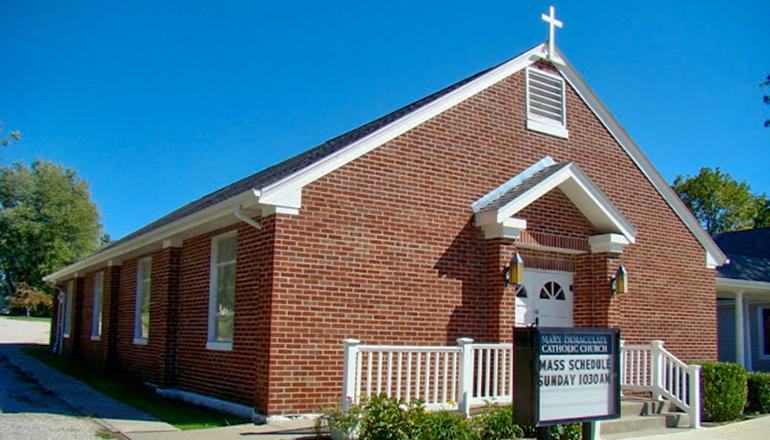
[134,257,152,343]
[63,280,74,338]
[761,307,770,357]
[91,271,104,340]
[207,231,237,350]
[526,67,568,138]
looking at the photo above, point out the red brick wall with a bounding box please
[265,61,716,414]
[79,270,108,367]
[174,218,275,411]
[115,254,162,382]
[59,277,84,357]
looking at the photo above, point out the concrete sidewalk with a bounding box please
[0,344,178,437]
[127,418,318,440]
[619,414,770,440]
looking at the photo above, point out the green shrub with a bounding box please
[470,405,522,440]
[747,372,770,414]
[418,411,477,440]
[697,361,747,422]
[315,403,363,439]
[358,395,428,440]
[520,423,582,440]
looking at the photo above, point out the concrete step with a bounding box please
[620,399,646,417]
[660,411,690,428]
[599,415,668,436]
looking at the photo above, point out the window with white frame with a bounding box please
[207,231,237,349]
[91,271,104,340]
[63,280,74,338]
[760,307,770,358]
[134,257,152,343]
[526,67,568,138]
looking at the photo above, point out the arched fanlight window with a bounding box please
[539,281,566,301]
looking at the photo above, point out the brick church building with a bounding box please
[45,34,726,419]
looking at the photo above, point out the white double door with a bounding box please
[515,269,573,327]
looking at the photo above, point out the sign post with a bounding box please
[514,327,621,437]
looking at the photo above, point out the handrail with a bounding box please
[621,340,701,429]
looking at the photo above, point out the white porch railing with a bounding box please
[342,338,701,428]
[621,340,701,429]
[342,338,511,416]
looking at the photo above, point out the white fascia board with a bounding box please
[480,217,527,239]
[258,44,550,203]
[492,164,636,244]
[43,189,262,283]
[564,165,637,243]
[588,233,630,254]
[716,277,770,293]
[553,48,727,266]
[471,156,556,213]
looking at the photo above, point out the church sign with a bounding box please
[514,327,621,426]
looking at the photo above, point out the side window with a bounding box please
[91,271,104,339]
[207,231,237,350]
[63,280,74,337]
[133,257,152,342]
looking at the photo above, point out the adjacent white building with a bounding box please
[716,228,770,371]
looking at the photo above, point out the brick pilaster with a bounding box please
[151,245,182,388]
[104,264,122,369]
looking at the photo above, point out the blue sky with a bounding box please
[1,0,768,239]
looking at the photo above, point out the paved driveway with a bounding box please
[0,316,101,440]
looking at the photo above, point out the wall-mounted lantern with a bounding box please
[610,265,627,296]
[504,251,524,287]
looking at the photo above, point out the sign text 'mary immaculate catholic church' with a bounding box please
[46,6,724,419]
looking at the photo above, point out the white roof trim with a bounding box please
[258,43,722,265]
[474,162,637,243]
[552,49,727,266]
[46,41,727,281]
[256,44,550,202]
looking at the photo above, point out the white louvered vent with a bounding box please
[526,67,568,138]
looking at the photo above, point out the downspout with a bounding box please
[233,205,262,230]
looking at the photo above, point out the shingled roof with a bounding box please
[714,228,770,283]
[476,161,572,214]
[99,55,514,254]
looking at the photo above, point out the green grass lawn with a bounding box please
[1,315,52,322]
[23,346,248,430]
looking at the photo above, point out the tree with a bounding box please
[0,160,103,298]
[756,197,770,229]
[673,167,767,235]
[10,282,53,316]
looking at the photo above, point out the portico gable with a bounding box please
[472,156,636,254]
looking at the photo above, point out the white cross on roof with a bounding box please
[541,6,563,60]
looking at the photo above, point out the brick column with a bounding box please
[574,253,620,328]
[104,264,122,369]
[70,276,85,358]
[485,238,517,342]
[151,244,182,388]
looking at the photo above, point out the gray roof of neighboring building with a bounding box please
[477,162,572,213]
[714,228,770,282]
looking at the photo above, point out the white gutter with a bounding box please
[716,277,770,292]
